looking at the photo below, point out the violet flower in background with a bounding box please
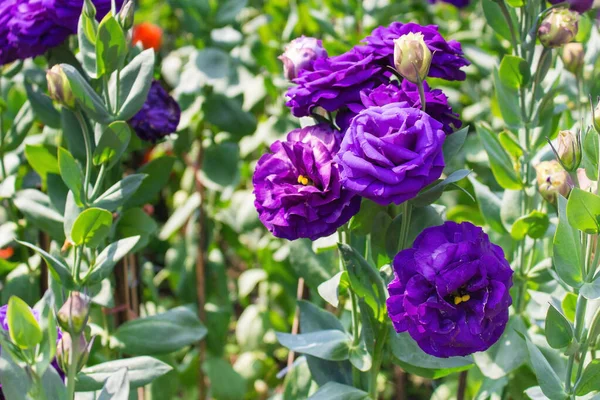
[279,36,328,81]
[285,47,388,117]
[336,81,461,135]
[129,80,181,142]
[428,0,470,7]
[253,124,361,241]
[336,103,445,205]
[549,0,594,13]
[360,22,470,81]
[387,221,514,358]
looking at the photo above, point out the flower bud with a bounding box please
[556,130,582,171]
[118,0,135,31]
[536,160,572,204]
[593,100,600,134]
[82,0,97,19]
[562,43,585,74]
[46,65,75,109]
[538,9,579,48]
[57,292,90,334]
[393,32,432,84]
[278,36,327,81]
[57,333,93,373]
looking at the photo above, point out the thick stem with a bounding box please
[74,111,93,203]
[66,332,80,400]
[417,78,427,114]
[498,0,520,56]
[457,370,468,400]
[369,326,388,400]
[286,278,305,371]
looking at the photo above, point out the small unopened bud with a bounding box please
[278,36,327,81]
[82,0,97,19]
[118,0,135,31]
[562,43,585,74]
[536,160,572,204]
[555,130,582,171]
[47,65,75,109]
[538,9,579,48]
[57,292,90,334]
[393,32,432,84]
[593,99,600,134]
[57,333,94,373]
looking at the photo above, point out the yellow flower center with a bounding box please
[453,294,471,305]
[297,175,310,185]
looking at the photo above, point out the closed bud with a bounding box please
[538,9,579,48]
[393,32,432,84]
[556,130,582,171]
[278,36,327,81]
[82,0,97,19]
[46,65,74,109]
[562,43,585,74]
[57,292,90,334]
[593,100,600,134]
[536,160,572,204]
[57,333,93,373]
[118,0,135,31]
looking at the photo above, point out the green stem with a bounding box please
[73,246,83,284]
[567,294,588,394]
[66,332,80,400]
[369,326,388,400]
[498,0,520,56]
[74,111,93,204]
[89,164,107,201]
[399,202,413,251]
[417,79,427,114]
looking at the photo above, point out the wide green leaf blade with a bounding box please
[71,208,113,247]
[7,296,42,349]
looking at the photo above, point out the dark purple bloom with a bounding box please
[285,47,388,118]
[360,22,470,81]
[549,0,593,13]
[0,303,64,396]
[129,81,181,142]
[0,0,122,66]
[428,0,470,7]
[387,221,514,358]
[336,103,445,205]
[253,124,361,240]
[336,81,462,135]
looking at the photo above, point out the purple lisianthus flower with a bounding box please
[336,81,461,135]
[549,0,593,13]
[285,47,388,118]
[0,303,63,397]
[43,0,123,29]
[429,0,470,7]
[336,103,445,205]
[253,124,361,240]
[387,221,514,358]
[279,36,328,81]
[129,80,181,142]
[360,22,470,81]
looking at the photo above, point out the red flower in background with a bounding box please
[133,22,163,51]
[0,248,14,259]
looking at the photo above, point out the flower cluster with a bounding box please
[387,222,514,357]
[0,0,122,66]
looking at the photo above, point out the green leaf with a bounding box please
[98,368,129,400]
[511,211,549,240]
[442,126,468,162]
[498,130,524,158]
[93,122,131,168]
[411,169,471,206]
[522,334,566,399]
[583,128,598,175]
[24,144,60,183]
[481,0,520,43]
[24,80,61,129]
[338,243,386,321]
[76,357,172,391]
[77,5,99,78]
[40,365,68,400]
[317,271,349,308]
[17,241,76,289]
[204,357,247,400]
[498,55,530,89]
[545,305,573,349]
[7,296,42,349]
[298,300,344,333]
[0,347,32,400]
[92,174,146,212]
[84,236,140,285]
[125,157,175,207]
[276,330,351,361]
[575,359,600,395]
[5,101,34,153]
[562,293,577,321]
[116,208,157,250]
[61,64,112,124]
[194,48,231,80]
[237,269,267,299]
[202,142,240,189]
[112,306,207,355]
[115,49,155,120]
[203,93,257,139]
[288,239,333,291]
[158,192,201,240]
[580,279,600,300]
[567,188,600,234]
[554,195,583,288]
[96,13,127,77]
[307,382,369,400]
[214,0,248,26]
[58,148,84,206]
[469,177,506,234]
[349,341,372,372]
[71,208,113,248]
[476,123,522,190]
[493,69,522,129]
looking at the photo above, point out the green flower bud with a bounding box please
[562,43,585,74]
[536,160,572,204]
[393,32,432,84]
[593,100,600,134]
[118,0,135,31]
[538,9,579,48]
[556,130,582,171]
[46,65,75,109]
[57,292,90,334]
[82,0,97,19]
[57,333,94,374]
